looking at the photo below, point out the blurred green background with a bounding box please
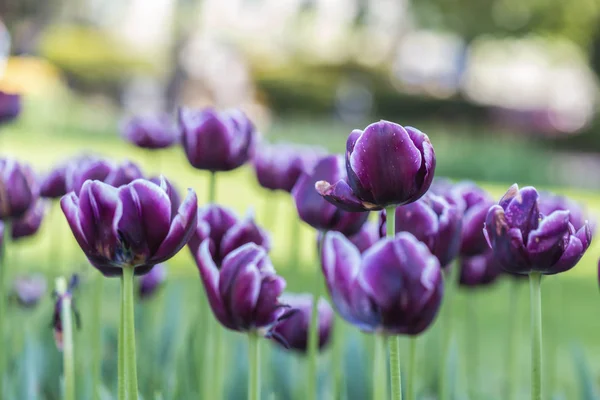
[2,0,600,399]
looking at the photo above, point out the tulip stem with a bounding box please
[529,272,542,400]
[439,263,458,400]
[307,231,326,399]
[385,205,402,400]
[91,275,104,400]
[0,221,10,397]
[120,267,139,400]
[208,171,217,204]
[332,316,344,399]
[406,337,417,400]
[504,279,521,400]
[56,277,75,400]
[373,334,388,400]
[248,332,260,400]
[466,292,479,399]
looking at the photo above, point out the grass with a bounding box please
[1,117,600,399]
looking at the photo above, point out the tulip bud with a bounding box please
[139,263,167,299]
[0,91,21,124]
[458,251,502,287]
[316,121,435,211]
[104,160,144,188]
[293,155,368,236]
[269,293,333,352]
[12,201,46,240]
[61,178,198,277]
[484,184,592,275]
[179,107,256,172]
[121,114,179,149]
[322,231,443,335]
[12,274,47,308]
[40,163,69,199]
[0,158,39,220]
[65,157,114,195]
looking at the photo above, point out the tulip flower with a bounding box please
[0,91,21,125]
[188,204,270,266]
[104,160,144,188]
[61,178,197,277]
[196,242,289,400]
[538,191,588,231]
[269,293,333,352]
[11,201,46,240]
[40,163,69,199]
[179,107,256,172]
[348,221,380,254]
[293,155,368,236]
[380,194,462,268]
[138,263,167,299]
[0,158,39,220]
[12,274,47,308]
[253,143,324,193]
[65,157,114,195]
[121,113,179,149]
[316,121,435,212]
[485,184,592,400]
[458,251,502,287]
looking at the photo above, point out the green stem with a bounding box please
[118,276,126,399]
[91,275,104,400]
[214,326,224,400]
[529,272,542,400]
[307,231,326,399]
[466,293,478,399]
[0,220,10,397]
[385,205,402,400]
[406,338,417,400]
[504,279,520,400]
[332,317,344,399]
[439,263,458,400]
[120,267,139,400]
[208,171,217,204]
[373,334,388,400]
[56,277,75,400]
[248,332,260,400]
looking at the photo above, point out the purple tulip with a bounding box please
[484,184,592,275]
[0,91,21,124]
[61,178,198,277]
[316,121,435,211]
[195,242,288,332]
[12,274,47,308]
[40,163,69,199]
[104,160,144,187]
[321,231,443,335]
[348,221,380,254]
[458,251,502,287]
[121,114,179,149]
[65,157,114,195]
[0,158,39,220]
[179,107,256,172]
[253,143,324,193]
[139,263,167,299]
[538,191,588,231]
[149,176,180,218]
[379,194,462,268]
[12,201,46,240]
[292,155,368,236]
[188,205,270,266]
[269,293,333,352]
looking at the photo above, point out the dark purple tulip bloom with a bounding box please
[0,159,39,220]
[348,221,380,254]
[121,114,179,149]
[65,157,114,195]
[188,205,270,266]
[538,191,587,231]
[484,184,592,275]
[459,251,502,287]
[253,143,324,193]
[322,231,443,335]
[61,178,198,277]
[179,107,256,172]
[380,194,462,268]
[149,176,180,218]
[104,160,144,187]
[316,121,435,211]
[139,263,167,299]
[195,242,288,332]
[269,293,333,352]
[12,201,46,240]
[13,274,47,308]
[0,91,21,124]
[451,182,495,257]
[292,155,368,236]
[40,163,69,199]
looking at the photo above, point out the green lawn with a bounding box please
[1,118,600,399]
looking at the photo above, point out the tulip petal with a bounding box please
[316,179,376,211]
[547,235,584,275]
[503,186,540,237]
[220,216,271,257]
[79,181,121,256]
[576,223,592,250]
[226,262,261,329]
[526,210,570,254]
[60,193,89,250]
[405,126,436,201]
[253,275,287,327]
